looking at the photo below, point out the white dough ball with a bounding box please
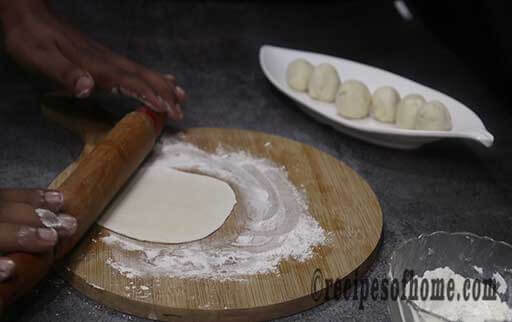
[395,94,426,129]
[286,58,313,92]
[415,100,452,131]
[371,86,400,123]
[308,63,340,102]
[335,80,371,119]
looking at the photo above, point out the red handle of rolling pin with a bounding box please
[137,106,166,134]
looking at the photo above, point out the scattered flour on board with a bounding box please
[405,266,512,322]
[101,136,328,280]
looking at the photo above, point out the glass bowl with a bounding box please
[388,231,512,322]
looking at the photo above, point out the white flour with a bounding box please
[100,136,327,280]
[406,267,512,322]
[473,265,484,275]
[35,208,61,228]
[494,272,509,295]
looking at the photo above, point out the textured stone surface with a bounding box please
[1,1,510,321]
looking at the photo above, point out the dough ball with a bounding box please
[286,58,313,92]
[308,63,340,102]
[415,100,452,131]
[335,80,371,119]
[395,94,426,129]
[371,86,400,123]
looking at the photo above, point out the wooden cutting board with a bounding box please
[44,104,382,321]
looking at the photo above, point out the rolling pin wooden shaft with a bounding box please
[0,107,166,313]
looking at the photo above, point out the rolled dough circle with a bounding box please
[98,166,236,244]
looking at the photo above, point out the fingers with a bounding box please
[112,70,186,120]
[35,209,77,238]
[139,71,182,120]
[6,14,186,119]
[0,202,77,238]
[91,44,187,115]
[114,75,166,113]
[57,38,164,109]
[115,72,184,120]
[107,67,184,120]
[74,73,95,98]
[163,74,186,119]
[12,41,94,98]
[0,202,43,227]
[42,52,88,95]
[165,74,187,104]
[175,85,187,103]
[0,257,15,282]
[0,188,77,283]
[57,34,186,119]
[0,223,57,253]
[0,189,63,213]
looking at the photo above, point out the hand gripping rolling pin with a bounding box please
[0,106,166,315]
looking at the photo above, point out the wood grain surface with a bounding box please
[48,110,383,321]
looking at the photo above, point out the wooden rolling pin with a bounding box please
[0,105,166,314]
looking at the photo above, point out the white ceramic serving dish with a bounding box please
[259,45,494,149]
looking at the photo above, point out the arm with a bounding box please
[0,0,186,119]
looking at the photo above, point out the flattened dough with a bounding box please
[98,166,236,244]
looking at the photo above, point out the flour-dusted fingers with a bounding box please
[34,209,77,238]
[104,54,184,119]
[0,257,16,282]
[0,188,63,213]
[0,202,77,238]
[0,223,57,253]
[138,70,182,120]
[84,42,185,119]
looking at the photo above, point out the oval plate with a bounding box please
[260,45,494,149]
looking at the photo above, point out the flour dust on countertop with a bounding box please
[100,134,328,280]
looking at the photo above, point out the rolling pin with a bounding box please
[0,105,166,314]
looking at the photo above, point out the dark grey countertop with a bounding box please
[1,1,511,321]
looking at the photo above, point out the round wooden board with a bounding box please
[52,127,382,321]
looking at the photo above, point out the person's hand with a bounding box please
[0,0,186,120]
[0,188,76,282]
